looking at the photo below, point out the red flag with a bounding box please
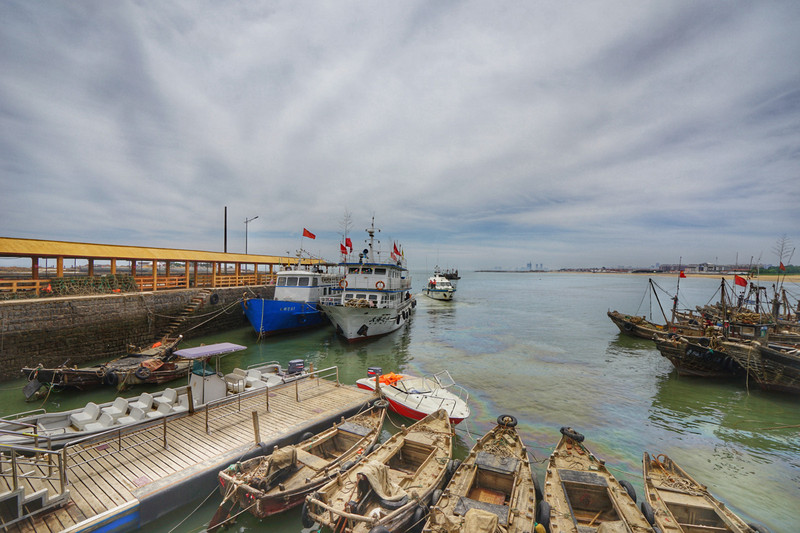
[780,262,786,271]
[345,237,353,251]
[302,228,315,239]
[340,243,347,254]
[393,242,400,256]
[734,275,747,287]
[679,271,686,278]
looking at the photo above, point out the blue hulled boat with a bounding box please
[242,266,343,337]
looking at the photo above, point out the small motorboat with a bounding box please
[422,267,456,301]
[208,402,387,529]
[356,367,470,424]
[423,414,541,533]
[303,409,453,533]
[541,427,654,533]
[642,452,770,533]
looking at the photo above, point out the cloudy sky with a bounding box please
[1,1,798,270]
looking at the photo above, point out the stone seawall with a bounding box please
[0,286,274,382]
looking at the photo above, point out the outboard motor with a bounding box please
[287,359,304,375]
[367,366,382,378]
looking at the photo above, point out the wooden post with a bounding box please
[88,259,94,277]
[187,386,195,414]
[56,256,64,278]
[152,260,158,291]
[252,411,261,445]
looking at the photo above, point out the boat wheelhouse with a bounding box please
[319,221,415,341]
[242,264,342,337]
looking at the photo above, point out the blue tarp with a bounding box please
[173,342,247,359]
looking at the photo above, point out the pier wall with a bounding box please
[0,286,274,381]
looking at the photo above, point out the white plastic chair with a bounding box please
[83,412,114,433]
[101,397,129,421]
[129,392,154,412]
[146,401,172,419]
[70,402,100,430]
[172,395,190,414]
[117,407,146,426]
[154,388,177,407]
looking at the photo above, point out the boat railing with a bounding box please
[0,409,46,422]
[0,427,57,451]
[319,295,342,306]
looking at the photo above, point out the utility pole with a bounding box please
[245,215,259,254]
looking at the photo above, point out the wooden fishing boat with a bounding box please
[723,339,800,394]
[541,427,654,533]
[642,452,769,533]
[422,414,539,533]
[21,336,184,397]
[356,368,471,425]
[653,335,742,378]
[303,409,453,533]
[209,402,387,529]
[608,311,706,341]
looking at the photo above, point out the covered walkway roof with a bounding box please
[0,237,314,265]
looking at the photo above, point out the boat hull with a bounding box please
[422,288,454,300]
[724,340,800,393]
[321,297,415,341]
[654,335,740,378]
[242,299,326,336]
[607,310,705,340]
[356,375,468,425]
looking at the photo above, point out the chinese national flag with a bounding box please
[302,228,315,239]
[393,242,400,256]
[780,262,786,271]
[734,275,747,287]
[340,243,347,254]
[345,237,353,251]
[679,271,686,278]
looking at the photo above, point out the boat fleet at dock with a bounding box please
[608,277,800,395]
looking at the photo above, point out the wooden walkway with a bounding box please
[0,378,373,532]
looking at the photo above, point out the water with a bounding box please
[2,273,797,532]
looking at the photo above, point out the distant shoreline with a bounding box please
[474,270,799,282]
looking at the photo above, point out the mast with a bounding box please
[649,279,671,326]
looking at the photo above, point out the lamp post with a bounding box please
[244,215,259,254]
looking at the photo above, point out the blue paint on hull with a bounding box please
[242,299,327,336]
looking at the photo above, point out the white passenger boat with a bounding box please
[422,267,456,301]
[356,367,471,425]
[0,343,310,448]
[319,220,415,341]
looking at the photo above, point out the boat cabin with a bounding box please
[273,269,342,303]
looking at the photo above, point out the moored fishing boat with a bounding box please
[541,426,654,533]
[607,310,706,341]
[319,219,415,341]
[422,267,456,301]
[241,260,343,338]
[356,367,471,425]
[642,452,769,533]
[722,339,800,394]
[653,334,742,378]
[422,414,540,533]
[209,402,387,528]
[303,409,453,533]
[21,336,184,397]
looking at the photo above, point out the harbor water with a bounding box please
[2,273,797,532]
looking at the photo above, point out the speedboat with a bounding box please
[242,263,342,337]
[356,367,470,424]
[422,267,456,301]
[319,219,415,341]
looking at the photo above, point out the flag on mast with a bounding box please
[734,275,747,287]
[302,228,316,239]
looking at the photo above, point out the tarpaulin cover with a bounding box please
[173,343,247,359]
[358,460,407,501]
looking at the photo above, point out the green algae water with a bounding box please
[2,273,797,532]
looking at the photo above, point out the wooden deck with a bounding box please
[0,378,373,532]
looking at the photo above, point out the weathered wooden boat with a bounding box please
[722,339,800,394]
[21,336,184,397]
[541,427,654,533]
[422,414,540,533]
[653,335,742,378]
[209,402,387,529]
[356,368,470,425]
[608,310,706,341]
[642,452,770,533]
[303,409,453,533]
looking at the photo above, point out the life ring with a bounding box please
[497,414,518,427]
[339,279,348,289]
[559,426,584,442]
[135,366,152,380]
[209,293,219,305]
[376,281,385,290]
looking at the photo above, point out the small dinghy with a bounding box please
[423,414,541,533]
[356,367,470,425]
[303,409,453,533]
[208,402,387,530]
[541,427,654,533]
[642,452,770,533]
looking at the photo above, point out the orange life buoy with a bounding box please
[376,281,385,290]
[339,279,348,289]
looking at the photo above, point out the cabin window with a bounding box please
[349,267,360,274]
[368,295,378,302]
[298,277,310,286]
[356,294,367,300]
[277,276,287,285]
[362,267,373,274]
[286,276,298,286]
[375,268,387,275]
[311,278,318,287]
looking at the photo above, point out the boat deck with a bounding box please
[0,378,373,532]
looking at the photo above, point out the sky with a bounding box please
[1,1,799,271]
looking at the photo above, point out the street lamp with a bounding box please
[244,215,259,254]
